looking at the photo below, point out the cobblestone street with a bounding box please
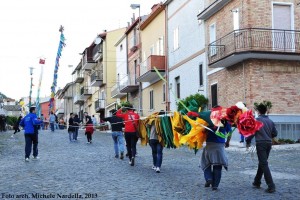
[0,130,300,200]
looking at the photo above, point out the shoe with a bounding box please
[152,166,157,170]
[86,142,91,144]
[212,187,218,191]
[32,156,39,160]
[128,160,132,165]
[125,153,129,157]
[120,152,124,160]
[11,135,14,138]
[115,155,119,158]
[25,158,29,162]
[252,182,261,189]
[131,157,135,166]
[205,180,212,187]
[155,167,160,173]
[265,188,276,193]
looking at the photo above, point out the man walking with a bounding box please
[246,104,278,193]
[19,107,42,162]
[103,109,125,159]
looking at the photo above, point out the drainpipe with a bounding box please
[164,5,170,113]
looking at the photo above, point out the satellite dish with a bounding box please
[94,37,102,45]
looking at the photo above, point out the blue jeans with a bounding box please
[254,142,275,189]
[25,133,38,158]
[149,139,163,168]
[68,131,74,141]
[74,128,79,140]
[124,132,138,160]
[112,131,125,156]
[50,123,55,132]
[204,165,222,188]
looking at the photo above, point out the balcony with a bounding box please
[95,99,105,112]
[136,55,165,82]
[197,0,231,20]
[92,43,103,61]
[111,83,127,98]
[74,72,84,83]
[90,70,104,87]
[82,47,96,70]
[119,74,139,93]
[207,28,300,68]
[73,95,84,105]
[80,86,92,100]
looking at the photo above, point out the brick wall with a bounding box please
[208,60,300,114]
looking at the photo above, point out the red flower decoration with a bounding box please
[187,111,199,118]
[237,110,263,137]
[226,105,241,125]
[210,107,227,126]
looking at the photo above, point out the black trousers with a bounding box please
[254,142,275,189]
[86,132,92,142]
[124,132,138,160]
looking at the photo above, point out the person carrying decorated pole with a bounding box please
[103,109,125,159]
[245,103,277,193]
[19,107,42,162]
[116,105,140,166]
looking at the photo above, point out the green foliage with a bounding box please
[177,93,208,113]
[253,100,273,113]
[277,138,296,144]
[117,101,133,109]
[6,116,18,126]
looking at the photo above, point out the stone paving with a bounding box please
[0,129,300,200]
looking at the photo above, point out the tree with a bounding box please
[177,93,208,113]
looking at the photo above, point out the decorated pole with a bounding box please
[49,26,66,114]
[28,67,34,108]
[35,58,45,117]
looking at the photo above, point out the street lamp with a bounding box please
[68,65,74,114]
[130,3,142,114]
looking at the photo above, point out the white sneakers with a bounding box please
[32,156,39,160]
[25,158,29,162]
[152,166,161,173]
[155,167,161,173]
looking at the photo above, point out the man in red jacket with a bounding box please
[116,106,140,166]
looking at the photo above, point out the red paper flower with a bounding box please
[187,111,199,118]
[226,105,242,125]
[237,110,263,137]
[210,107,227,126]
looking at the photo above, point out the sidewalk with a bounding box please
[0,130,299,200]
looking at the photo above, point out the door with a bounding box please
[273,4,294,51]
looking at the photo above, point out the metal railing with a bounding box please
[95,99,105,110]
[80,86,92,96]
[119,74,138,90]
[91,70,103,82]
[275,123,300,141]
[208,28,300,64]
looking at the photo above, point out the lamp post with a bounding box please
[130,3,141,114]
[68,65,74,114]
[29,67,34,108]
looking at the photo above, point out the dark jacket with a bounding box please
[68,118,75,132]
[247,115,277,144]
[103,116,123,132]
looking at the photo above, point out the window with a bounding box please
[175,76,180,99]
[150,90,154,110]
[233,9,239,30]
[163,84,166,102]
[173,27,179,50]
[150,45,155,55]
[157,36,164,55]
[120,44,123,51]
[199,64,203,86]
[209,24,216,56]
[211,84,218,108]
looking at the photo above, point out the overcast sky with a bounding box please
[0,0,160,101]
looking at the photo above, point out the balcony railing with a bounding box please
[208,28,300,67]
[80,86,92,96]
[92,43,103,61]
[73,95,84,105]
[111,83,126,98]
[95,99,105,111]
[74,71,84,83]
[119,74,139,93]
[82,47,96,70]
[138,55,165,82]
